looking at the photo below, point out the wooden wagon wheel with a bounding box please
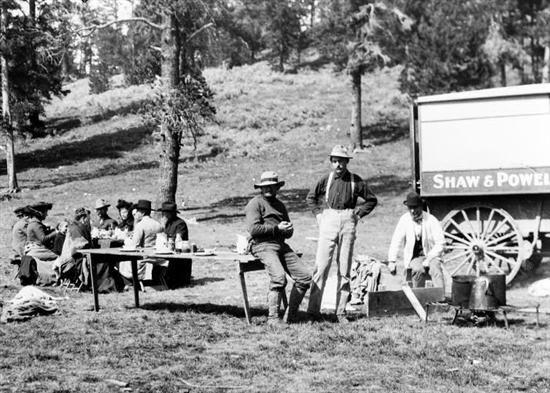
[441,205,524,285]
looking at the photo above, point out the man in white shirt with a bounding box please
[387,192,446,289]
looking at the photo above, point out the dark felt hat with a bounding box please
[134,199,152,211]
[116,199,133,210]
[30,201,53,211]
[403,192,423,207]
[74,207,91,220]
[156,201,180,212]
[14,206,32,216]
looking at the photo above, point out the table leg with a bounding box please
[131,259,140,308]
[502,310,509,329]
[89,254,100,312]
[238,263,251,325]
[536,304,540,328]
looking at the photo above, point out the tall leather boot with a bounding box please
[267,289,283,326]
[283,285,307,324]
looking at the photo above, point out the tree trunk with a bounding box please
[310,0,315,28]
[542,46,550,83]
[350,70,362,150]
[2,6,18,191]
[28,0,42,135]
[158,12,180,203]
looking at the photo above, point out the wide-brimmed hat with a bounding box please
[156,201,180,213]
[14,206,33,217]
[134,199,152,211]
[403,192,423,207]
[254,171,285,189]
[74,207,91,220]
[116,199,133,210]
[29,201,53,211]
[95,198,110,210]
[329,145,353,159]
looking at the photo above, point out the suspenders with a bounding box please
[325,171,356,204]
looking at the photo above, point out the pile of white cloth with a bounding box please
[1,286,62,323]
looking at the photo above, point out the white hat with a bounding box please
[254,171,285,189]
[329,145,353,159]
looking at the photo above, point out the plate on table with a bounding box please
[153,250,174,255]
[193,249,216,256]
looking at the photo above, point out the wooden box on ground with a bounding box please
[363,287,444,317]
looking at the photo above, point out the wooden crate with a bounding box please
[363,287,444,317]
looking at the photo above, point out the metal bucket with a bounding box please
[468,274,506,310]
[451,275,475,307]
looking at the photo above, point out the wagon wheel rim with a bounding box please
[441,205,523,285]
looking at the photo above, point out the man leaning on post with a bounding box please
[387,191,445,289]
[306,145,378,322]
[245,171,312,325]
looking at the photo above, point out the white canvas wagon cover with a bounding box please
[415,83,550,196]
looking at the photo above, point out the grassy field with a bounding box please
[0,63,549,392]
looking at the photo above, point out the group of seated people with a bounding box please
[10,198,189,291]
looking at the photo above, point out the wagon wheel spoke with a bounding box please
[482,215,510,243]
[444,232,472,247]
[445,245,469,251]
[461,210,478,240]
[483,254,507,275]
[486,246,519,253]
[485,250,518,273]
[486,230,518,247]
[449,218,476,243]
[443,250,470,264]
[480,209,496,240]
[449,254,474,277]
[476,207,481,239]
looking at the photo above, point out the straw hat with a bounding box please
[329,145,353,159]
[95,198,110,210]
[254,171,285,189]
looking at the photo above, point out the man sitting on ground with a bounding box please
[245,171,311,325]
[387,191,445,289]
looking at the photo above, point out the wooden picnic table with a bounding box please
[78,248,271,324]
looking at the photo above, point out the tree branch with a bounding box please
[76,17,165,36]
[186,22,214,43]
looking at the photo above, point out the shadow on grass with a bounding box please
[194,174,409,223]
[141,301,265,319]
[0,125,153,174]
[362,118,408,146]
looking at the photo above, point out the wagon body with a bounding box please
[411,84,550,283]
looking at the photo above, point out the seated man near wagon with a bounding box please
[387,192,446,289]
[245,171,311,325]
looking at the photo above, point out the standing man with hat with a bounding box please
[245,171,312,325]
[306,145,378,322]
[95,199,118,230]
[387,191,445,289]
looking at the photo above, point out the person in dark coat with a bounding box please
[116,199,134,232]
[94,199,118,230]
[25,202,58,261]
[11,206,32,260]
[158,202,188,240]
[155,201,190,288]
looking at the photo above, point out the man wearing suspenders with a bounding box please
[306,145,378,321]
